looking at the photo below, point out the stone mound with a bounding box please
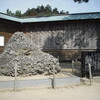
[0,32,60,76]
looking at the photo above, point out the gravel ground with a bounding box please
[0,73,70,81]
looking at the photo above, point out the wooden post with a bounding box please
[58,56,59,61]
[88,63,92,85]
[72,60,74,74]
[14,64,17,91]
[52,65,55,89]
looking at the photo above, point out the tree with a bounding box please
[60,10,65,14]
[40,5,45,13]
[6,9,10,14]
[15,10,22,17]
[6,9,14,16]
[36,5,45,16]
[36,6,41,13]
[53,8,59,14]
[74,0,89,3]
[6,5,68,17]
[45,5,52,15]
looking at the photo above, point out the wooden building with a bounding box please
[0,12,100,62]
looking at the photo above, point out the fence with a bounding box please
[0,65,80,91]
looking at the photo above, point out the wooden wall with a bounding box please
[0,18,21,53]
[0,19,21,33]
[23,20,100,49]
[23,19,100,60]
[0,18,100,61]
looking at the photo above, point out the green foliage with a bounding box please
[6,5,68,17]
[24,8,38,16]
[6,9,14,16]
[6,9,22,17]
[15,10,22,17]
[53,8,59,14]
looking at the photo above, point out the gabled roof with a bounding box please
[0,12,100,23]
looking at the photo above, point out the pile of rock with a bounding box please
[0,32,60,76]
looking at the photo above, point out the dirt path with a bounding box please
[0,81,100,100]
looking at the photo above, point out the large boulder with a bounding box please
[0,32,60,76]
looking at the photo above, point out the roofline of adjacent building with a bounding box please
[0,12,100,23]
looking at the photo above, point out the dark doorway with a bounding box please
[81,51,100,77]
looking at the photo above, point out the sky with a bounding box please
[0,0,100,14]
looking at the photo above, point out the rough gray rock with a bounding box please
[0,32,60,76]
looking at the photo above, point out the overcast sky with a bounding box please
[0,0,100,14]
